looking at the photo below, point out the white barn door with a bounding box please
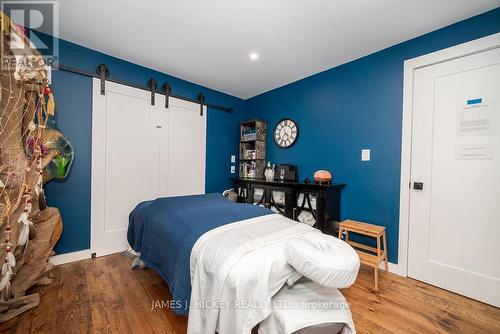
[91,79,206,256]
[167,99,206,197]
[408,47,500,307]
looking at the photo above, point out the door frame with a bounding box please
[398,32,500,277]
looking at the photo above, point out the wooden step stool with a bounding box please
[338,220,388,291]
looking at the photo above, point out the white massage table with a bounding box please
[188,214,360,334]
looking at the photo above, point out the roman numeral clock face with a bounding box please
[274,118,299,148]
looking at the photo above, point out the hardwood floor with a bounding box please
[0,254,498,333]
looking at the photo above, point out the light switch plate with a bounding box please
[361,149,371,161]
[230,155,236,163]
[230,166,236,174]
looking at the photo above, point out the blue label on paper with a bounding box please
[467,98,482,105]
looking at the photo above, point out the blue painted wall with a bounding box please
[44,8,500,256]
[246,8,500,263]
[44,38,247,254]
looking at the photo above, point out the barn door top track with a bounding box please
[54,63,233,113]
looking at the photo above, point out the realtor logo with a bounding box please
[1,0,59,70]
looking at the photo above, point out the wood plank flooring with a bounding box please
[0,254,498,333]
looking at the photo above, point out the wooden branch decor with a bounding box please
[0,12,71,321]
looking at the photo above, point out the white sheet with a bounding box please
[258,279,356,334]
[188,214,319,334]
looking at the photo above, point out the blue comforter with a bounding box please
[127,193,273,315]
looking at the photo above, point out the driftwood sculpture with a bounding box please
[0,12,68,321]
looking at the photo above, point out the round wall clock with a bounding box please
[274,118,299,148]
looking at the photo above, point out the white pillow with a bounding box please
[285,233,360,288]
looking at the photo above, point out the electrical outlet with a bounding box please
[230,166,236,174]
[361,149,371,161]
[230,155,236,163]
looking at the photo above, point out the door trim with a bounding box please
[49,249,92,266]
[398,32,500,277]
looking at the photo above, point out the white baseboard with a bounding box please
[378,261,406,277]
[49,249,92,265]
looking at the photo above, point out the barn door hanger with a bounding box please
[95,64,109,95]
[147,79,157,105]
[197,93,205,116]
[162,83,171,108]
[59,63,232,112]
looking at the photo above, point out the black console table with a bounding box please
[232,178,345,233]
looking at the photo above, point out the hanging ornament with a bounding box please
[28,121,36,132]
[0,213,16,302]
[44,86,55,116]
[41,129,74,179]
[17,186,34,246]
[35,156,43,196]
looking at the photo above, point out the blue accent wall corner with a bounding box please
[246,8,500,263]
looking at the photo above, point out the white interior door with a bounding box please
[167,99,206,196]
[408,47,500,307]
[92,80,206,256]
[148,96,207,197]
[92,81,151,256]
[148,95,170,199]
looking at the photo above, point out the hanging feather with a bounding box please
[47,93,55,116]
[44,86,55,116]
[18,227,29,246]
[6,252,15,268]
[35,183,41,196]
[18,207,33,246]
[1,263,9,276]
[17,212,28,223]
[17,221,31,246]
[0,274,11,302]
[0,269,11,292]
[0,283,10,302]
[0,284,10,302]
[35,171,43,196]
[34,158,43,197]
[0,262,12,302]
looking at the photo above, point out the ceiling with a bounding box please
[57,0,500,99]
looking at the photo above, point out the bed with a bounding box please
[128,193,273,314]
[128,193,358,334]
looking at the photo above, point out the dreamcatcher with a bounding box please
[0,11,73,321]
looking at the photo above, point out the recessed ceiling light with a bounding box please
[249,52,259,61]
